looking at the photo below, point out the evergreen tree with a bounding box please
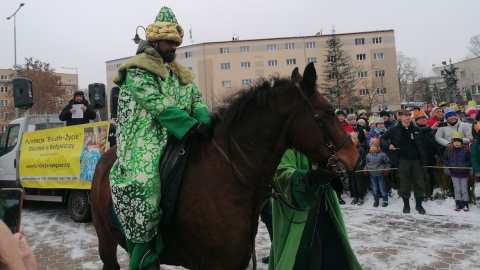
[320,28,357,109]
[442,59,460,103]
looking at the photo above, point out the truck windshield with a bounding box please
[0,125,20,156]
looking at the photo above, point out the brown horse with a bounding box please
[91,63,359,270]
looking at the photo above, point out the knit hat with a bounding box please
[146,6,184,45]
[413,109,427,121]
[347,114,357,121]
[336,110,347,117]
[468,100,477,107]
[432,106,442,113]
[357,109,367,116]
[74,90,84,97]
[357,119,366,126]
[373,117,384,125]
[444,107,457,119]
[379,110,390,118]
[467,107,478,117]
[368,115,376,124]
[451,131,463,143]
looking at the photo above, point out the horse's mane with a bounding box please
[211,75,293,130]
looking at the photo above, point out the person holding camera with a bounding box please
[0,221,37,270]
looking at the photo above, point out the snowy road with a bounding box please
[20,189,480,269]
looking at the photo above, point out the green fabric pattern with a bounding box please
[155,6,178,23]
[269,149,362,270]
[110,52,210,245]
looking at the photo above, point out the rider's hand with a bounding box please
[190,122,213,138]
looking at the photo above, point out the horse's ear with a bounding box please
[302,62,317,90]
[291,67,302,83]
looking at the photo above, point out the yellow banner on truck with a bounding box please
[19,121,110,189]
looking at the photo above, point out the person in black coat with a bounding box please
[59,91,97,126]
[380,110,427,215]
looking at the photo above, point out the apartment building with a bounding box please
[430,56,480,103]
[0,68,78,132]
[106,29,400,117]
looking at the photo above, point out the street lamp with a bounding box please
[60,67,79,90]
[7,3,25,119]
[374,67,386,109]
[132,26,146,44]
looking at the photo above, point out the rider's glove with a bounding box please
[190,122,213,138]
[331,176,344,193]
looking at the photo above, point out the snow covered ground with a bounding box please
[19,184,480,269]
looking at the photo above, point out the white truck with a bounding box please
[0,112,110,222]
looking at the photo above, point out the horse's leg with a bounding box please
[91,146,123,270]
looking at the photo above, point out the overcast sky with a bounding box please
[1,0,479,90]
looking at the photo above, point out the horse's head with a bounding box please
[287,63,359,175]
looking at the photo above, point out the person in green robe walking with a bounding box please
[269,149,362,270]
[109,6,212,270]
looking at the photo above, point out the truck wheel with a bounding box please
[68,190,92,223]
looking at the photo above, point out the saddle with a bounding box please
[159,135,192,232]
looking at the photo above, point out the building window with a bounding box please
[378,105,388,111]
[185,52,192,58]
[356,54,366,61]
[268,60,278,67]
[2,112,9,120]
[267,44,277,51]
[240,46,249,53]
[286,59,297,65]
[358,71,368,78]
[306,42,316,49]
[67,89,74,95]
[220,47,230,54]
[285,43,295,50]
[1,126,5,133]
[56,99,63,106]
[241,62,251,69]
[473,85,480,95]
[460,71,466,79]
[66,79,72,83]
[359,89,369,96]
[328,73,338,80]
[377,87,387,95]
[221,63,231,70]
[375,70,386,77]
[242,79,252,86]
[327,55,335,63]
[1,100,8,107]
[307,57,317,64]
[374,53,384,60]
[355,38,365,45]
[0,75,7,80]
[0,86,7,93]
[373,37,383,44]
[222,81,231,88]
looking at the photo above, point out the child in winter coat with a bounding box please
[364,138,390,207]
[349,132,367,206]
[443,131,471,211]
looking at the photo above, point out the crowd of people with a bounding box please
[335,101,480,213]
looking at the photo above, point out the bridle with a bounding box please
[293,82,351,181]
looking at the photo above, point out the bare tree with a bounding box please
[397,51,422,103]
[466,34,480,59]
[16,57,69,114]
[357,76,383,112]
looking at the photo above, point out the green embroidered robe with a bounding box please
[109,47,210,243]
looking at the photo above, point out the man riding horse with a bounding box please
[109,6,212,270]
